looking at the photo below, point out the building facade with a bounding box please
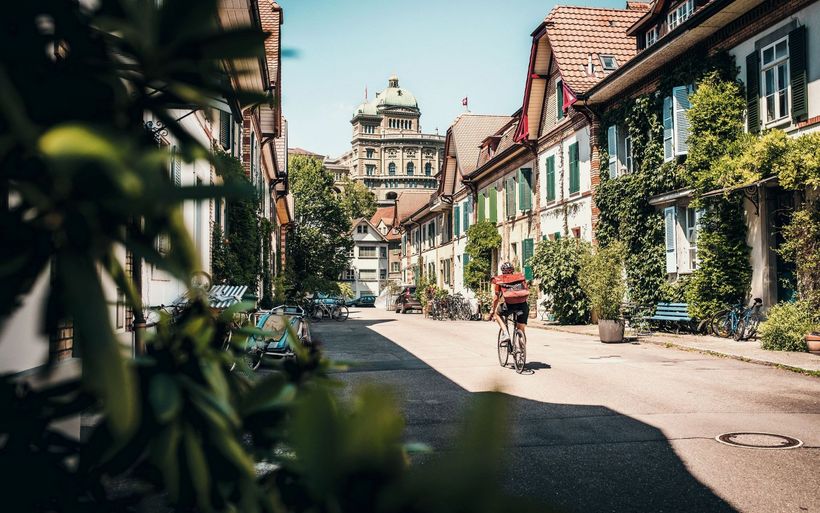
[345,219,390,298]
[348,75,446,203]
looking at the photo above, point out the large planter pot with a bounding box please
[598,319,625,343]
[807,333,820,355]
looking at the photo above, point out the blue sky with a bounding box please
[279,0,624,157]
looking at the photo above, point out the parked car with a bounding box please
[313,293,344,305]
[351,295,376,307]
[394,286,421,314]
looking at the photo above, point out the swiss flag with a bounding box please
[461,97,468,107]
[562,81,578,112]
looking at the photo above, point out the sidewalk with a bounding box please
[529,321,820,375]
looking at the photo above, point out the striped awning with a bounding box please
[208,284,249,310]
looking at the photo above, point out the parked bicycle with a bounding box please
[497,311,527,374]
[710,297,763,341]
[429,292,474,321]
[305,297,349,322]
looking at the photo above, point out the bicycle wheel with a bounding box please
[743,312,761,340]
[244,349,262,371]
[497,329,510,367]
[733,318,745,341]
[710,310,732,338]
[310,305,323,322]
[334,305,349,321]
[513,330,527,374]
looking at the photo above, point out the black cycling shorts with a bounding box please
[497,302,529,325]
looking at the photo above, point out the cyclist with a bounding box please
[490,262,529,342]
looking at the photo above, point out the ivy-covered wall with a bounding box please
[594,53,748,314]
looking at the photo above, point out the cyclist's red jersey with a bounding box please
[492,272,529,304]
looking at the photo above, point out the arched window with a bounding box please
[407,162,414,175]
[388,162,396,175]
[424,162,432,176]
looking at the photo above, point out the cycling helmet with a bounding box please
[500,261,514,274]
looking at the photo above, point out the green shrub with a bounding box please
[759,301,818,352]
[580,242,626,320]
[530,238,590,324]
[464,221,501,290]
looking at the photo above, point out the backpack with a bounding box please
[494,273,529,304]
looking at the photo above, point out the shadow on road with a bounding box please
[309,317,736,513]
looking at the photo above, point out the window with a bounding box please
[359,246,377,258]
[380,269,387,280]
[356,225,367,234]
[568,142,580,194]
[556,79,564,120]
[607,126,633,177]
[667,0,693,31]
[391,262,400,273]
[645,27,658,48]
[600,55,617,71]
[663,85,693,161]
[366,148,375,159]
[761,37,790,124]
[407,162,414,175]
[545,155,556,201]
[366,164,376,176]
[427,262,435,281]
[343,269,355,281]
[463,198,472,231]
[388,162,396,175]
[360,269,377,280]
[425,162,432,176]
[363,125,375,134]
[380,247,387,258]
[347,246,354,257]
[685,207,702,270]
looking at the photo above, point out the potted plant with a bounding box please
[760,300,819,353]
[807,331,820,355]
[579,242,626,343]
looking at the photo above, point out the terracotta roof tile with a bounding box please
[545,5,645,93]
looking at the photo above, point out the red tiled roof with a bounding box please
[440,114,511,196]
[288,147,325,159]
[545,6,644,93]
[370,206,395,228]
[477,117,520,168]
[626,1,651,11]
[395,191,434,224]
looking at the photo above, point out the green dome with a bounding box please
[353,100,378,118]
[376,75,418,110]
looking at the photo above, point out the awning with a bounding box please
[700,175,778,199]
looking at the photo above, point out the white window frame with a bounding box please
[667,0,694,31]
[624,134,633,174]
[760,36,790,125]
[685,207,702,271]
[359,269,377,281]
[645,27,658,47]
[359,246,377,258]
[600,55,618,71]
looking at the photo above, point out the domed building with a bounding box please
[346,75,445,203]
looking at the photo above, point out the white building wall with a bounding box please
[538,127,593,241]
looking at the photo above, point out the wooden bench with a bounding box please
[647,302,694,333]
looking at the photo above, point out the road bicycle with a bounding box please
[710,297,763,341]
[496,311,527,374]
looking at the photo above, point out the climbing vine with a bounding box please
[212,149,261,295]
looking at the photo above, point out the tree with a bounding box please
[530,238,591,324]
[464,221,501,291]
[287,155,353,296]
[339,176,377,220]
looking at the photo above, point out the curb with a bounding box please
[528,323,820,378]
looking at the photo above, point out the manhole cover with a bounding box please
[716,432,803,449]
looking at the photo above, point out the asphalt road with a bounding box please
[309,307,820,513]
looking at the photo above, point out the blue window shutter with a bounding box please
[673,85,691,156]
[454,205,461,236]
[607,125,618,178]
[664,206,678,273]
[663,96,674,161]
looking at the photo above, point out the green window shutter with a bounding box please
[505,176,515,218]
[546,156,555,201]
[745,51,760,134]
[454,205,461,236]
[557,80,564,120]
[518,168,532,211]
[522,238,534,281]
[219,110,231,150]
[554,232,561,240]
[478,191,486,222]
[568,143,579,194]
[463,198,471,230]
[489,187,498,223]
[789,26,808,122]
